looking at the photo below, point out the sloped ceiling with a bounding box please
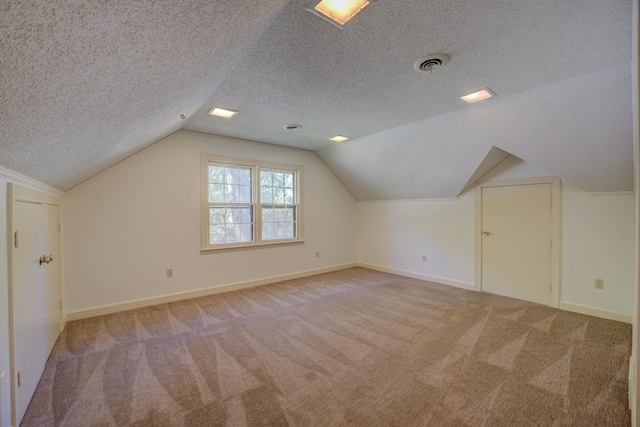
[0,0,634,199]
[0,0,289,190]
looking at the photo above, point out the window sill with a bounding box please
[200,239,305,253]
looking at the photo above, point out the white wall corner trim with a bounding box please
[64,262,357,322]
[357,262,475,291]
[0,167,63,196]
[559,301,633,324]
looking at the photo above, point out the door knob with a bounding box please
[39,254,53,265]
[483,231,490,236]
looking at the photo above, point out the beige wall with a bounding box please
[62,131,358,313]
[358,157,636,318]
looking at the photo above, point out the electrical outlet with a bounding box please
[422,255,427,262]
[595,278,604,289]
[167,269,173,278]
[316,251,319,258]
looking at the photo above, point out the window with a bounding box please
[201,154,303,251]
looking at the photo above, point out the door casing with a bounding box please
[475,176,561,308]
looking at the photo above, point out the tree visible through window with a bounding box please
[201,155,303,250]
[208,164,253,244]
[260,169,297,240]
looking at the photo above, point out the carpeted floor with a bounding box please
[22,267,631,426]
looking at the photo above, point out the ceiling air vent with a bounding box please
[414,53,450,73]
[284,124,302,131]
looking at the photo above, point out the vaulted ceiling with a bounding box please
[0,0,633,199]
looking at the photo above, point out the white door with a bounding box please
[481,183,551,305]
[12,201,61,425]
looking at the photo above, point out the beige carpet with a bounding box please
[22,267,631,426]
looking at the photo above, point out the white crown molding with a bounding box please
[0,166,64,196]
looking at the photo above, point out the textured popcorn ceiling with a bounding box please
[0,0,288,190]
[0,0,634,198]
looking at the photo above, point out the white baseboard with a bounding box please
[356,262,475,291]
[64,262,357,322]
[559,301,633,324]
[356,263,633,324]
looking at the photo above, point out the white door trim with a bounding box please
[6,182,62,427]
[474,176,561,308]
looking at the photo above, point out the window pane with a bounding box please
[285,207,295,221]
[239,185,251,203]
[240,207,252,223]
[209,207,225,224]
[229,207,242,223]
[273,188,284,204]
[284,172,294,188]
[262,206,274,222]
[261,187,272,203]
[283,222,295,238]
[225,224,239,243]
[239,167,251,185]
[225,167,239,185]
[274,222,294,239]
[209,165,224,183]
[273,207,286,222]
[260,170,272,186]
[209,225,225,244]
[225,185,239,203]
[209,184,224,203]
[284,189,294,204]
[273,172,285,187]
[262,223,273,240]
[240,224,253,242]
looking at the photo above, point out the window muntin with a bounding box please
[202,155,303,251]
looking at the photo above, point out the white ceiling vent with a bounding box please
[414,54,450,73]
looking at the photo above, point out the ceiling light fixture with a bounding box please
[460,88,496,104]
[307,0,369,28]
[284,124,302,131]
[330,135,349,142]
[208,107,238,118]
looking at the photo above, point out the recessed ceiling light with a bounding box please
[460,88,496,104]
[208,107,238,118]
[307,0,369,28]
[330,135,349,142]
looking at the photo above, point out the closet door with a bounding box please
[10,195,61,426]
[481,183,552,305]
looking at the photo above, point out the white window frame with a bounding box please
[201,154,304,251]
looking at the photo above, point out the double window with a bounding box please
[201,154,303,250]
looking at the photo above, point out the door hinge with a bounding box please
[59,300,62,311]
[14,231,18,248]
[58,222,61,233]
[17,370,22,388]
